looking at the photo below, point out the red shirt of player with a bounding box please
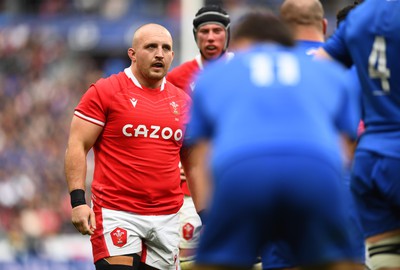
[75,68,191,215]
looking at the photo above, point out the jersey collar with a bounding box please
[195,55,204,70]
[124,67,166,91]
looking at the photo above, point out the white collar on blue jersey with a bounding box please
[124,67,166,91]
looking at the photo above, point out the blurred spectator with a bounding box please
[0,23,101,259]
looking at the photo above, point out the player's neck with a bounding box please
[294,28,325,43]
[130,67,162,90]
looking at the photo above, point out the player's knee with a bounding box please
[251,262,262,270]
[180,259,195,270]
[180,247,196,270]
[95,254,141,270]
[367,235,400,270]
[180,248,196,261]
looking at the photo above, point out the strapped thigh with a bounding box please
[95,254,141,270]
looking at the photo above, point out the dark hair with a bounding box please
[232,10,295,47]
[193,5,231,51]
[336,1,363,27]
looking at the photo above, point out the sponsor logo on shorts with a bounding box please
[111,227,127,247]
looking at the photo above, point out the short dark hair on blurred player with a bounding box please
[336,2,361,27]
[232,9,295,47]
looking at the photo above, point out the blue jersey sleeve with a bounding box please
[323,23,353,68]
[184,74,213,147]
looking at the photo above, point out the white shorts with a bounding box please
[91,204,180,270]
[179,196,202,250]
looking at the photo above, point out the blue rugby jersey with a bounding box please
[186,44,360,173]
[323,0,400,158]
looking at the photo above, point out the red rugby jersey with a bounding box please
[167,55,202,95]
[75,68,191,215]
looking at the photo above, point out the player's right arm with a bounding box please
[181,140,212,224]
[64,115,103,235]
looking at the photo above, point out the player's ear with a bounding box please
[128,48,136,62]
[322,18,328,36]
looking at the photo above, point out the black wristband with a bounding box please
[70,189,86,208]
[197,210,207,225]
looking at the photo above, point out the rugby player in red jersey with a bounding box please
[65,23,192,270]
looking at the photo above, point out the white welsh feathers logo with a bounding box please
[170,101,179,115]
[111,227,127,247]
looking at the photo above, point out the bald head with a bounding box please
[132,23,173,49]
[280,0,324,25]
[128,23,174,89]
[280,0,326,41]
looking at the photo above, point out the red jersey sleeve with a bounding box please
[75,74,124,126]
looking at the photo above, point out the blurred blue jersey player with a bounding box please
[317,0,400,269]
[262,1,366,270]
[185,10,362,270]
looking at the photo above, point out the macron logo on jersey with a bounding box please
[130,98,138,108]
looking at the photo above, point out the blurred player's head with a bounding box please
[193,5,230,61]
[280,0,327,41]
[231,9,295,51]
[336,2,359,28]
